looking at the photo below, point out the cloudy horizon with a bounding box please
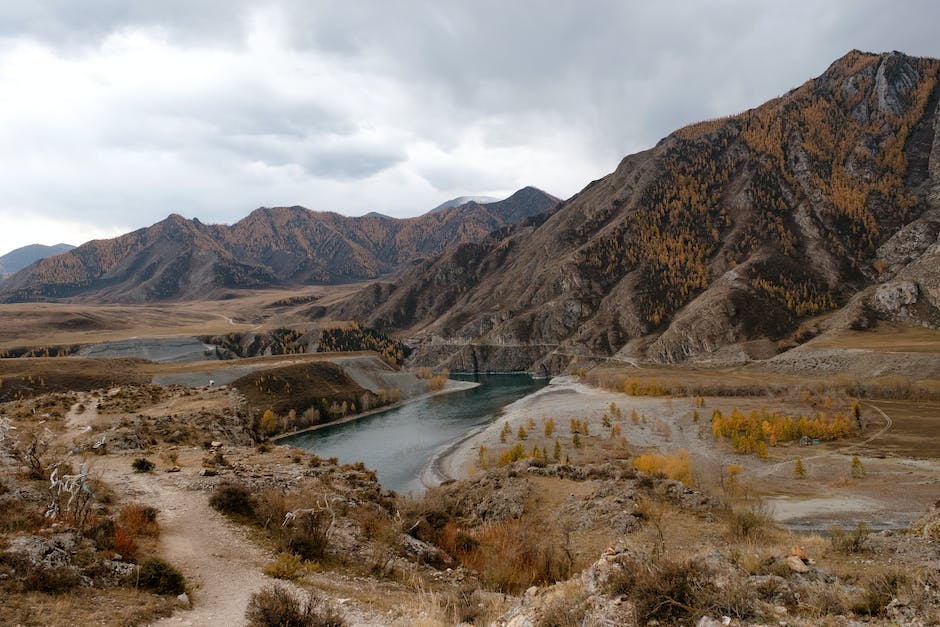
[2,0,939,257]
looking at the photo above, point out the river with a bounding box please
[282,374,547,494]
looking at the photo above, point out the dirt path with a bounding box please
[95,457,388,626]
[97,459,276,626]
[64,393,100,437]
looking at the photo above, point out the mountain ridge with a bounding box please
[328,50,940,371]
[0,187,559,302]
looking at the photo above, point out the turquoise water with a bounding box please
[283,374,546,494]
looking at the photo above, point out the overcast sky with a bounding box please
[1,1,939,256]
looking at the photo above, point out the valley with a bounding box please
[2,48,940,626]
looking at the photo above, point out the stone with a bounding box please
[786,555,809,573]
[199,468,217,477]
[177,592,191,607]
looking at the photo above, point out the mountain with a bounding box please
[331,51,940,372]
[430,195,500,213]
[0,243,75,277]
[0,187,558,302]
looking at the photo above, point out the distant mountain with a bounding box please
[0,243,75,277]
[430,195,500,213]
[0,187,558,302]
[330,51,940,371]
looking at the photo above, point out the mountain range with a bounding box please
[4,50,939,372]
[328,50,940,370]
[0,187,558,302]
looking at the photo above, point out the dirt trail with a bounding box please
[64,393,100,438]
[95,457,386,626]
[97,459,276,626]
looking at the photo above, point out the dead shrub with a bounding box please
[245,584,346,627]
[281,510,330,561]
[534,587,590,627]
[798,580,849,617]
[828,522,870,553]
[119,504,159,536]
[253,488,288,530]
[451,519,572,593]
[725,504,773,541]
[0,499,44,533]
[605,554,755,623]
[209,481,256,519]
[851,567,909,617]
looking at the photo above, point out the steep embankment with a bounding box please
[333,51,940,372]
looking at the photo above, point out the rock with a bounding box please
[166,466,181,473]
[200,468,217,477]
[176,592,191,607]
[872,281,919,314]
[786,555,809,573]
[210,441,222,448]
[696,617,722,627]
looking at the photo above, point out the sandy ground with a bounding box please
[436,376,940,530]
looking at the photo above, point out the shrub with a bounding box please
[246,584,346,627]
[132,458,155,473]
[281,511,330,560]
[131,558,186,595]
[607,556,716,623]
[263,552,314,580]
[829,522,870,553]
[725,504,773,541]
[209,482,256,518]
[449,519,572,593]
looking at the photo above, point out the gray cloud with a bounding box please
[0,0,939,255]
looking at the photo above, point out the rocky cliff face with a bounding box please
[0,187,557,302]
[333,51,940,372]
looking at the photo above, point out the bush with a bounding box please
[829,523,870,553]
[209,482,256,518]
[131,458,155,473]
[263,552,315,580]
[725,505,773,541]
[606,554,754,623]
[130,558,186,595]
[246,584,346,627]
[281,511,330,560]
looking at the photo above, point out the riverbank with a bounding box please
[273,378,480,442]
[430,375,626,483]
[430,375,940,533]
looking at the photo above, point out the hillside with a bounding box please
[0,243,74,277]
[332,50,940,371]
[0,187,558,302]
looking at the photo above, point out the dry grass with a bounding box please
[0,588,177,626]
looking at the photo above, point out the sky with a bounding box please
[1,1,939,257]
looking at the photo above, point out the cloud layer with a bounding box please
[1,1,939,255]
